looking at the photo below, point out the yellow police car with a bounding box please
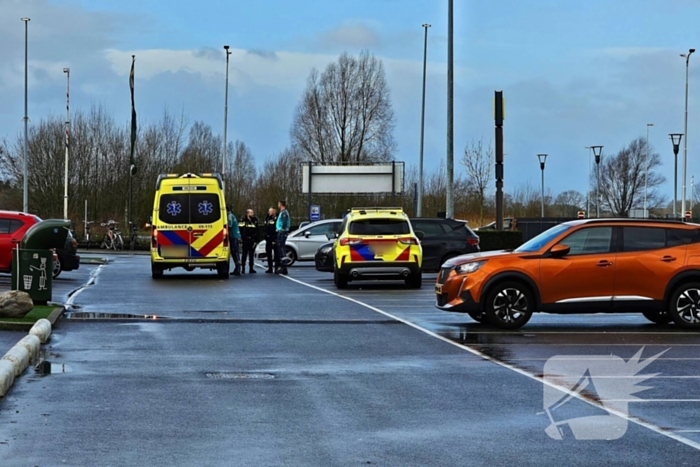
[150,173,230,278]
[333,207,423,289]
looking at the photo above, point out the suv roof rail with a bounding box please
[576,218,691,225]
[350,207,404,212]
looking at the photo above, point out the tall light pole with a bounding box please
[645,123,654,217]
[681,49,695,217]
[670,133,684,217]
[446,0,454,219]
[21,17,30,214]
[585,147,592,218]
[417,23,431,217]
[590,146,603,217]
[63,67,70,220]
[537,154,548,218]
[222,45,231,181]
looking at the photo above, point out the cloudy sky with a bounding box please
[1,0,699,198]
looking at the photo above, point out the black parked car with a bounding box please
[410,218,480,271]
[53,230,80,278]
[315,241,335,272]
[314,218,479,273]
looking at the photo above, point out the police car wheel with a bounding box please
[334,269,348,289]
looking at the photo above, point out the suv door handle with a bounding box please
[661,256,677,262]
[596,260,613,267]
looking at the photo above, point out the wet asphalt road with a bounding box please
[0,255,699,465]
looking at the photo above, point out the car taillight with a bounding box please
[398,237,419,245]
[152,229,158,248]
[71,239,77,247]
[223,227,229,247]
[340,238,364,246]
[467,238,479,247]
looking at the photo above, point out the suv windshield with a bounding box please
[514,224,572,253]
[349,219,410,235]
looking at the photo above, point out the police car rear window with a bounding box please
[159,194,221,224]
[348,219,410,235]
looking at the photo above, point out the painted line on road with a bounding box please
[65,264,104,308]
[282,273,700,452]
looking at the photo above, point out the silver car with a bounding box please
[255,218,342,266]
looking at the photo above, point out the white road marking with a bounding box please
[605,400,700,403]
[65,264,104,308]
[282,273,700,451]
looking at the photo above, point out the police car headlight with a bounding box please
[456,261,485,275]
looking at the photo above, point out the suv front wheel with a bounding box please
[669,282,700,329]
[484,281,534,329]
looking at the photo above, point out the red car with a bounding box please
[0,211,77,278]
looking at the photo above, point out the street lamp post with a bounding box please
[585,147,591,218]
[221,45,231,181]
[417,23,431,217]
[670,133,684,217]
[537,154,548,218]
[645,123,654,217]
[590,146,603,217]
[63,68,70,220]
[21,18,30,213]
[681,49,695,218]
[446,0,454,219]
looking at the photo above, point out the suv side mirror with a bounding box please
[550,244,570,258]
[415,230,425,240]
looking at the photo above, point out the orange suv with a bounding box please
[435,219,700,329]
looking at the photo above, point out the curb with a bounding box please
[0,306,65,332]
[0,319,52,397]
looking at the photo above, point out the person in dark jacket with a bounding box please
[239,209,259,274]
[263,207,279,273]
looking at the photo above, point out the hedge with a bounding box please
[477,230,524,251]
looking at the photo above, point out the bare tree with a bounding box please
[553,190,585,217]
[291,50,396,164]
[461,139,493,226]
[594,137,665,217]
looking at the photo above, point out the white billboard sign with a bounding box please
[301,163,404,194]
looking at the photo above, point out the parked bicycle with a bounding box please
[128,222,138,251]
[100,220,124,251]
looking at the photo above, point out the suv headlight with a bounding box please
[456,260,486,274]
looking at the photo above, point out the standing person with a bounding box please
[263,207,279,273]
[239,209,259,274]
[275,200,290,275]
[227,206,241,276]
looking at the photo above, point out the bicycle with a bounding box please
[129,222,138,252]
[100,221,124,251]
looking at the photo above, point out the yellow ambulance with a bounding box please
[150,173,230,278]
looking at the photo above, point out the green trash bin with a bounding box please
[10,219,70,305]
[11,249,53,305]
